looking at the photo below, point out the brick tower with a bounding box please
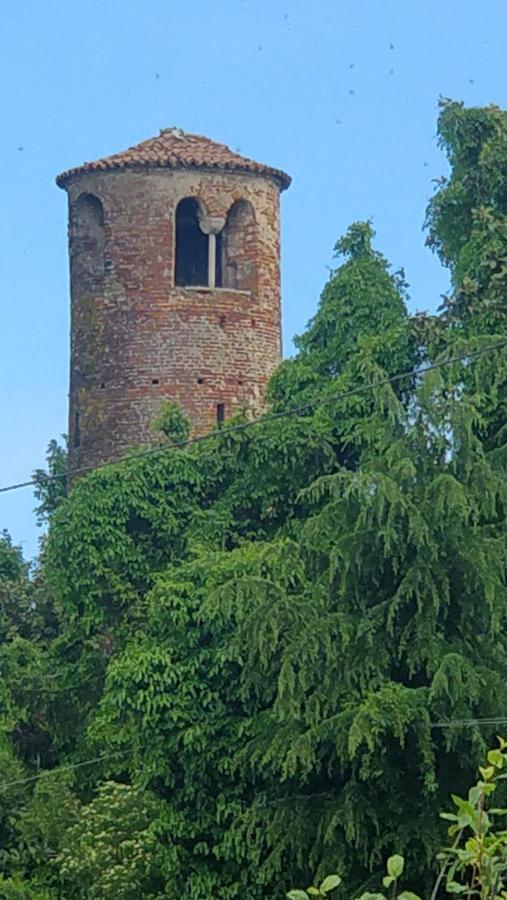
[57,128,291,471]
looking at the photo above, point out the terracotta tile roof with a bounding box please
[56,127,291,190]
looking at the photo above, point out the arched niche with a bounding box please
[70,193,105,289]
[221,200,257,292]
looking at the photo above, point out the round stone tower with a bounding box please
[56,127,291,472]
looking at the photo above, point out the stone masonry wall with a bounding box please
[65,167,282,472]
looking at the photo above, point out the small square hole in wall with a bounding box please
[237,378,243,385]
[152,378,159,385]
[197,377,204,384]
[219,315,226,328]
[100,382,106,389]
[251,318,256,328]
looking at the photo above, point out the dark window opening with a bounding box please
[152,378,159,385]
[197,377,204,384]
[215,231,223,287]
[216,403,225,426]
[100,382,105,389]
[175,198,208,287]
[251,318,256,328]
[74,411,81,449]
[219,315,226,328]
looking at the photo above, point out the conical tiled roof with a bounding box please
[56,127,291,190]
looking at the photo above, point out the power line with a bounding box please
[2,718,506,792]
[1,339,506,496]
[4,668,104,695]
[431,718,507,728]
[0,749,132,791]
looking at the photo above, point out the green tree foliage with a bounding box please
[0,535,56,891]
[0,102,505,898]
[86,333,505,897]
[425,99,507,454]
[0,532,25,584]
[283,221,410,380]
[33,439,68,526]
[291,737,507,899]
[426,100,507,315]
[268,221,415,472]
[55,781,164,899]
[152,401,191,444]
[0,534,61,892]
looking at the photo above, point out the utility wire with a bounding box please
[431,718,507,728]
[2,718,507,792]
[0,749,132,791]
[1,339,506,496]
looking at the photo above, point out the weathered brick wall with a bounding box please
[64,167,283,471]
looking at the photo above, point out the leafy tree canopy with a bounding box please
[0,532,25,584]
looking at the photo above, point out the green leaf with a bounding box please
[387,855,404,878]
[382,875,395,888]
[356,894,387,900]
[446,882,467,894]
[468,785,482,805]
[307,890,321,897]
[450,796,477,828]
[320,875,342,893]
[287,892,309,900]
[398,893,422,900]
[487,749,504,768]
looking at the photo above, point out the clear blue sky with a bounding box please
[1,0,506,559]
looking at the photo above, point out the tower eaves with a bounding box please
[56,128,291,190]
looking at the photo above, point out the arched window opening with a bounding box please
[71,193,105,288]
[175,198,209,287]
[221,200,257,292]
